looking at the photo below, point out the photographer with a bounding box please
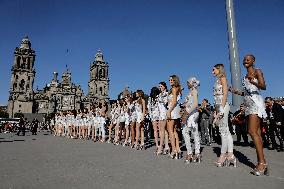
[198,99,211,145]
[265,97,284,151]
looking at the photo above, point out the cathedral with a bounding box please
[7,37,110,118]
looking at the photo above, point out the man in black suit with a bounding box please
[31,118,39,135]
[265,97,284,151]
[16,116,26,136]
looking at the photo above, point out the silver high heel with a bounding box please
[184,154,193,164]
[193,154,201,163]
[251,163,269,176]
[175,152,182,160]
[163,148,170,155]
[215,155,227,167]
[227,155,237,167]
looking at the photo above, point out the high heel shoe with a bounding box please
[227,155,237,167]
[139,144,145,150]
[169,151,176,159]
[193,154,201,163]
[163,148,170,155]
[251,163,269,176]
[134,144,139,150]
[156,148,163,155]
[215,156,227,167]
[184,154,193,164]
[175,152,182,160]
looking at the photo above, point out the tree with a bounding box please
[0,111,9,118]
[14,112,24,118]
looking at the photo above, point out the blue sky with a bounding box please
[0,0,284,106]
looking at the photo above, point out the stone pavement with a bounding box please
[0,131,283,189]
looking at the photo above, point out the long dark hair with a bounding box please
[150,87,160,102]
[159,81,168,92]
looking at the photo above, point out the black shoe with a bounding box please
[234,141,241,146]
[268,145,276,150]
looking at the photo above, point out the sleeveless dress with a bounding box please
[243,76,267,118]
[135,102,143,123]
[168,93,181,119]
[157,91,168,120]
[148,97,160,121]
[213,78,230,135]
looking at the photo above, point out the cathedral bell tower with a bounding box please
[7,36,36,117]
[88,50,110,107]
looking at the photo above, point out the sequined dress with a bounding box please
[243,77,267,118]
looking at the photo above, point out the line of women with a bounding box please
[53,54,268,176]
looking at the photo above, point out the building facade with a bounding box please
[7,37,110,117]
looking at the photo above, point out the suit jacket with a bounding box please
[266,103,284,124]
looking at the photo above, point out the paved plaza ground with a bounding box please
[0,131,283,189]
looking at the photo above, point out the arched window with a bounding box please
[99,69,103,78]
[27,58,30,69]
[15,75,19,80]
[100,87,102,94]
[19,79,25,91]
[101,68,105,78]
[17,57,21,68]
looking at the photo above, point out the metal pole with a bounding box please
[225,0,243,111]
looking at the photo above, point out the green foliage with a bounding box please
[14,112,24,118]
[0,111,9,118]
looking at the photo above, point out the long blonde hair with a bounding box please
[214,64,226,78]
[169,75,182,95]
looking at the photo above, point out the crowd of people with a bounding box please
[2,54,281,176]
[50,54,284,177]
[0,117,48,135]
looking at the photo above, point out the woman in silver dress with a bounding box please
[212,64,236,167]
[181,77,201,163]
[156,82,170,155]
[167,75,182,159]
[231,54,268,176]
[134,90,146,150]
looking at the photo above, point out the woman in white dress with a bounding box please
[134,90,146,150]
[130,94,137,148]
[148,87,160,153]
[156,82,170,155]
[167,75,182,159]
[212,64,235,167]
[123,94,132,146]
[107,102,118,143]
[231,55,268,175]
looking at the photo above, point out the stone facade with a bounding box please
[7,37,35,117]
[88,50,110,109]
[7,37,110,117]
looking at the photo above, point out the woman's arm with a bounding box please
[251,69,266,90]
[220,76,228,108]
[142,98,146,119]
